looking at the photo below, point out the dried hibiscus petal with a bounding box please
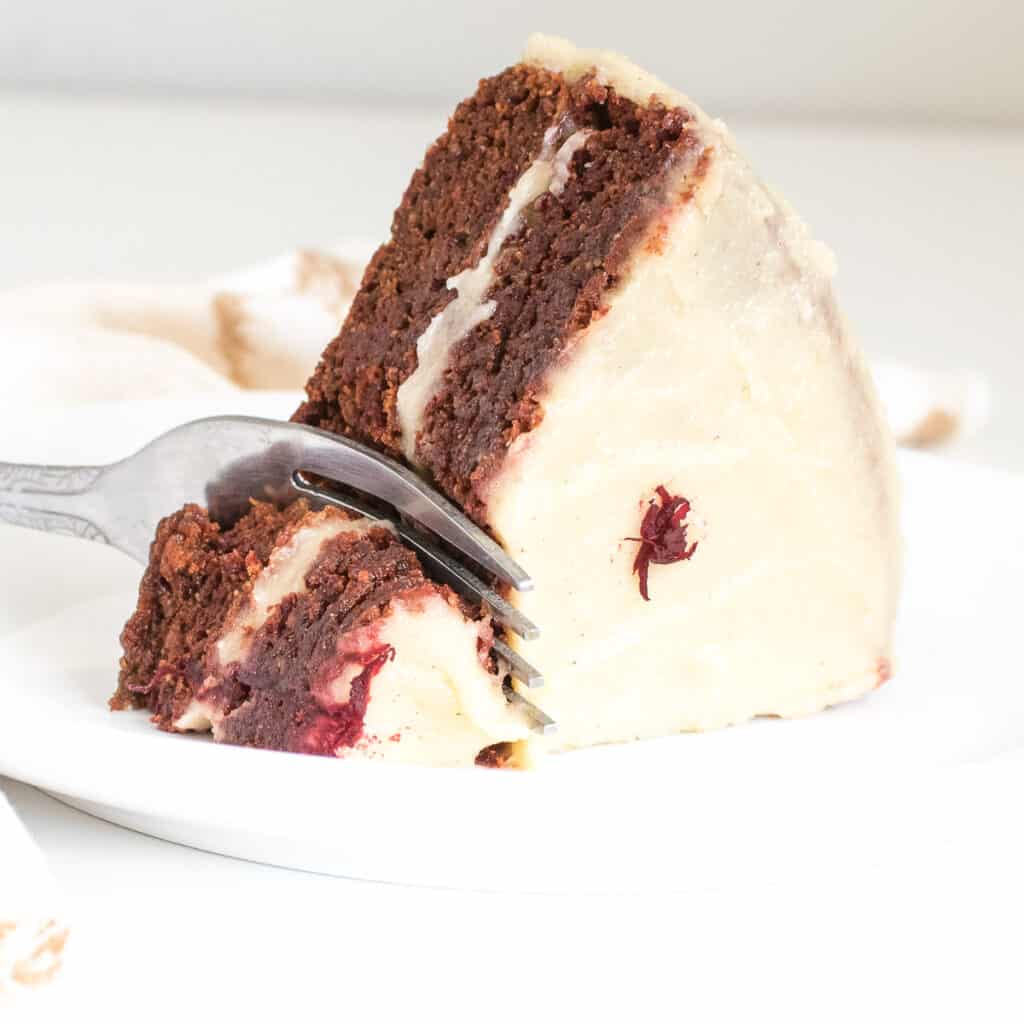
[628,485,698,601]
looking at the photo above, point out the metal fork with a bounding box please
[0,416,554,734]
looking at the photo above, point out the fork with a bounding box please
[0,415,554,734]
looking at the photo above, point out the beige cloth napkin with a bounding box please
[0,242,989,446]
[0,244,364,407]
[0,791,68,998]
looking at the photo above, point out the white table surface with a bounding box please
[2,92,1023,1020]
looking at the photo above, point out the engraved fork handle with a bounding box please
[0,462,110,545]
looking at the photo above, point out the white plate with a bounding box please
[1,393,1023,893]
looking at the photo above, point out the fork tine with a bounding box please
[272,419,534,592]
[504,683,558,736]
[392,527,541,643]
[492,639,544,688]
[295,475,552,728]
[291,473,541,643]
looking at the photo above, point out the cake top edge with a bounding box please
[523,33,705,124]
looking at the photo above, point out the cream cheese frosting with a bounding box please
[481,36,902,751]
[325,589,530,766]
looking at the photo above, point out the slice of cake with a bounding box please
[116,34,900,765]
[294,34,902,752]
[113,502,530,767]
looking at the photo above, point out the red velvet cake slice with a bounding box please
[113,502,530,767]
[294,34,902,752]
[115,34,901,766]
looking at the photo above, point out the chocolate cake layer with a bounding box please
[114,501,425,732]
[214,524,442,754]
[294,67,699,521]
[113,501,307,724]
[294,65,564,455]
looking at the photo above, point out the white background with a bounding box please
[2,0,1022,123]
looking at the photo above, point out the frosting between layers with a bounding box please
[176,512,386,733]
[215,512,389,668]
[395,125,591,464]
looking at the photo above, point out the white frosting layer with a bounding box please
[172,699,219,733]
[525,34,709,125]
[330,590,530,766]
[396,126,591,464]
[484,37,902,751]
[549,130,590,195]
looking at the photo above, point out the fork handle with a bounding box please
[0,462,109,544]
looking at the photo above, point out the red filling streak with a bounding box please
[629,486,698,602]
[303,644,395,755]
